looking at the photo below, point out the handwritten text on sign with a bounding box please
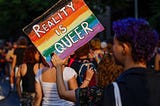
[23,0,104,63]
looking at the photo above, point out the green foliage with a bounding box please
[150,0,160,14]
[86,0,130,15]
[0,0,160,40]
[0,0,58,39]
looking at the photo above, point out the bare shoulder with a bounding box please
[34,63,43,74]
[41,67,56,82]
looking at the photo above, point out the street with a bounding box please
[0,92,20,106]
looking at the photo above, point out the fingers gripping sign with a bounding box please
[51,53,65,67]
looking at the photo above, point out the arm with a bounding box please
[52,54,76,102]
[33,63,44,75]
[10,55,16,82]
[5,50,12,62]
[11,54,16,71]
[52,54,95,102]
[56,66,76,102]
[154,53,160,71]
[80,67,94,88]
[34,81,42,106]
[68,75,78,90]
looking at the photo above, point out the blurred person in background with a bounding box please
[5,42,17,80]
[89,38,104,64]
[10,36,28,91]
[70,43,97,87]
[16,45,43,105]
[154,41,160,71]
[96,50,124,88]
[53,18,160,106]
[52,48,123,105]
[34,54,79,106]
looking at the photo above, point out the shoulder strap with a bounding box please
[79,62,96,74]
[112,82,122,106]
[79,63,88,75]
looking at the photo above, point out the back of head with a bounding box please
[90,38,101,50]
[23,45,38,64]
[113,18,159,63]
[75,43,90,57]
[17,36,28,46]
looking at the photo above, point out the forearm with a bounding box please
[56,66,67,97]
[80,68,94,88]
[34,83,42,106]
[11,56,16,70]
[80,79,90,88]
[34,96,42,106]
[56,66,76,102]
[52,54,76,102]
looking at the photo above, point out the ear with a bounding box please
[121,43,131,55]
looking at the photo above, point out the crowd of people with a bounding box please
[0,17,160,106]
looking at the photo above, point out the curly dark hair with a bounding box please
[23,45,38,64]
[112,18,159,62]
[97,53,124,87]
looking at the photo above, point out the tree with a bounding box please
[0,0,58,40]
[0,0,159,40]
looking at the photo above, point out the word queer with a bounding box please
[33,2,75,38]
[54,21,93,54]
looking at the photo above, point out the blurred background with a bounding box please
[0,0,160,44]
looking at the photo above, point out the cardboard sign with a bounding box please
[23,0,104,63]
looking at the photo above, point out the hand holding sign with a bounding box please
[23,0,104,65]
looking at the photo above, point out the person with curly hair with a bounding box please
[97,53,123,88]
[103,18,160,106]
[16,45,43,106]
[53,17,160,106]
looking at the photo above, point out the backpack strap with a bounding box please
[112,82,122,106]
[79,63,88,75]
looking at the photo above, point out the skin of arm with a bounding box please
[68,75,78,90]
[33,61,45,104]
[56,65,76,102]
[34,64,44,106]
[34,81,42,106]
[52,54,94,102]
[33,63,44,74]
[10,55,16,80]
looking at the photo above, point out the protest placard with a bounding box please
[23,0,104,63]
